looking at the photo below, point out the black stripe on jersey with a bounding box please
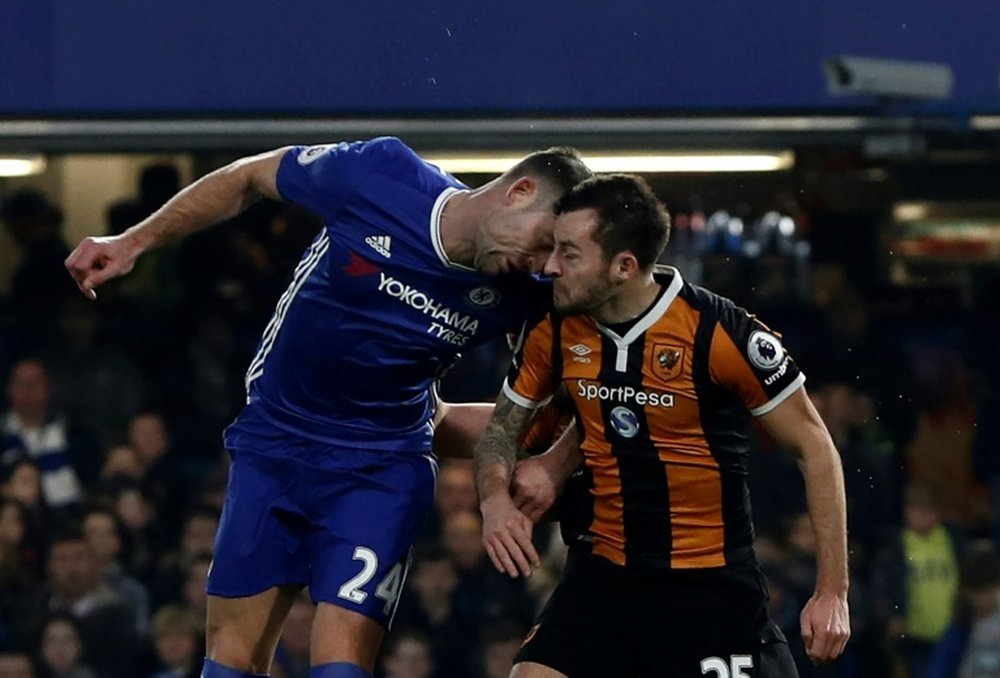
[685,286,756,566]
[598,331,672,566]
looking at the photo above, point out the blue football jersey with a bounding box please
[224,137,549,455]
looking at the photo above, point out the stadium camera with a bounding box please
[823,56,954,100]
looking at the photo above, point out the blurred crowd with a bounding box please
[0,164,998,678]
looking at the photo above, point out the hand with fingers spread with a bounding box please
[479,492,540,578]
[64,234,141,300]
[800,592,850,665]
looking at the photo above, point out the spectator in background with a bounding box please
[479,621,528,678]
[150,506,217,608]
[0,463,48,563]
[272,592,313,678]
[393,543,477,678]
[0,651,35,678]
[957,546,1000,678]
[36,613,96,678]
[418,460,478,542]
[926,545,1000,678]
[441,511,534,629]
[126,413,186,531]
[809,381,894,560]
[148,605,202,678]
[873,484,962,677]
[81,505,150,635]
[0,191,75,310]
[54,299,145,449]
[178,556,211,637]
[28,529,140,677]
[377,628,434,678]
[1,359,100,513]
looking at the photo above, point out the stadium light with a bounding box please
[426,151,795,174]
[0,155,47,177]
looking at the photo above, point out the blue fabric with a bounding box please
[200,657,268,677]
[309,662,372,678]
[227,136,548,455]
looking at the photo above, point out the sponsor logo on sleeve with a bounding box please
[747,330,785,371]
[297,144,334,165]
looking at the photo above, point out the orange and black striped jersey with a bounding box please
[505,267,805,570]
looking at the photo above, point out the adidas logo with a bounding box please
[365,235,392,258]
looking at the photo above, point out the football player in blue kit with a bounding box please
[65,137,592,678]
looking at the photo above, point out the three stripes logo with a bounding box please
[365,235,392,258]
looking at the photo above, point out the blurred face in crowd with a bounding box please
[0,502,25,548]
[128,413,169,465]
[484,638,522,678]
[83,511,122,566]
[3,463,40,508]
[100,445,142,480]
[182,514,219,558]
[116,488,153,531]
[40,618,83,673]
[382,636,434,678]
[435,462,477,519]
[0,653,33,678]
[905,500,941,536]
[442,511,485,570]
[183,559,211,613]
[48,539,100,601]
[412,558,457,606]
[155,629,196,669]
[6,360,51,425]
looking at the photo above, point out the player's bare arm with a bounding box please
[432,401,495,459]
[759,387,851,665]
[65,147,290,299]
[512,423,583,522]
[474,393,541,578]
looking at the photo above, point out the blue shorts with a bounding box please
[207,441,437,627]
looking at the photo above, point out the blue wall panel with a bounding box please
[2,0,997,114]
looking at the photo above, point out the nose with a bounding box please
[542,251,561,277]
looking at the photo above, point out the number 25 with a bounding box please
[701,655,753,678]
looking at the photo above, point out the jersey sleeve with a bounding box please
[503,314,559,410]
[708,303,805,416]
[275,137,405,221]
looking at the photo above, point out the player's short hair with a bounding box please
[504,147,593,200]
[556,173,670,270]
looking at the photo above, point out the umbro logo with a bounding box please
[365,235,392,258]
[569,343,592,363]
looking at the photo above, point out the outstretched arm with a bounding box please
[759,387,851,665]
[474,393,540,578]
[513,422,583,522]
[65,147,289,299]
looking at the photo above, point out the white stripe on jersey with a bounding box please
[245,230,330,390]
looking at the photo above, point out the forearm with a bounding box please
[538,423,583,482]
[798,438,849,596]
[125,150,285,254]
[433,402,494,459]
[474,421,521,500]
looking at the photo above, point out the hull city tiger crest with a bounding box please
[652,344,684,382]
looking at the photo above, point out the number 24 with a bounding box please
[337,546,404,615]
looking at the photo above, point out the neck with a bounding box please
[14,411,46,430]
[593,274,661,325]
[438,182,499,267]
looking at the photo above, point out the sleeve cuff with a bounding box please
[501,381,551,410]
[750,373,806,416]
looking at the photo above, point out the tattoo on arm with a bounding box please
[474,393,534,495]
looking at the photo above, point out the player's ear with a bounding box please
[611,251,639,281]
[504,177,538,206]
